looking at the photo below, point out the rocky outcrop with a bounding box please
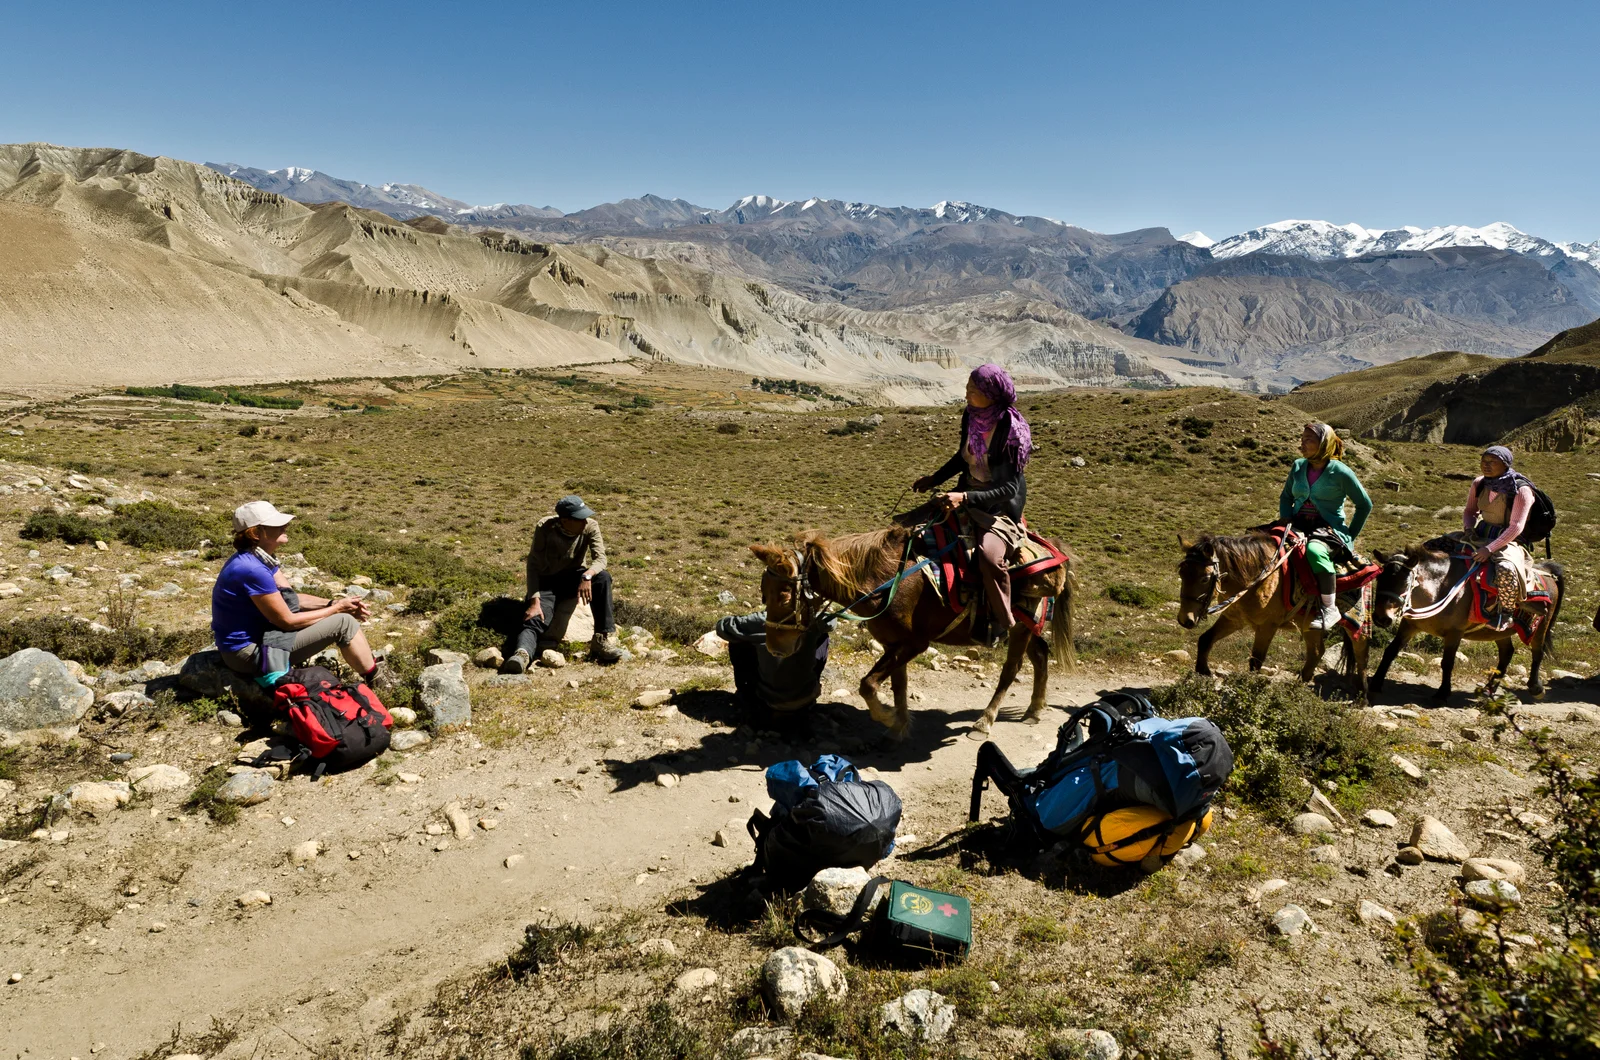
[0,648,95,739]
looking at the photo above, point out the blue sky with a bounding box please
[4,0,1596,241]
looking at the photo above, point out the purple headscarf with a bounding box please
[965,364,1032,469]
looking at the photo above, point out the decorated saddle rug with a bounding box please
[1253,525,1381,639]
[913,511,1071,635]
[1467,562,1556,641]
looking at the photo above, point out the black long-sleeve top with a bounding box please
[924,409,1026,522]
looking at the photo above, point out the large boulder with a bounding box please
[419,661,471,731]
[761,947,847,1021]
[177,651,272,709]
[0,648,95,739]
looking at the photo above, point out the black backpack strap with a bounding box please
[795,875,893,949]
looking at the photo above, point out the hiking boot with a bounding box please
[1310,603,1343,632]
[365,664,400,695]
[589,632,625,665]
[500,648,530,675]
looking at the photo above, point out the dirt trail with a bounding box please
[4,663,1127,1059]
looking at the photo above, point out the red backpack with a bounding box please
[271,666,393,772]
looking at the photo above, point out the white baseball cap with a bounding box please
[232,500,295,534]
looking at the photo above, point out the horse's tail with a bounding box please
[1048,554,1078,671]
[1540,562,1566,660]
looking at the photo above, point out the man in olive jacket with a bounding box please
[503,495,624,671]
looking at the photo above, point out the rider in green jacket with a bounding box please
[1277,423,1372,631]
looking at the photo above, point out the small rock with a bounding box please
[1306,788,1346,824]
[1357,899,1396,928]
[1514,811,1549,830]
[1269,904,1314,937]
[149,922,168,934]
[216,710,242,728]
[1162,649,1190,663]
[538,649,567,669]
[693,631,727,658]
[1309,844,1342,865]
[1070,455,1087,468]
[390,730,431,751]
[397,772,422,784]
[712,829,731,847]
[1247,879,1290,902]
[1395,846,1425,866]
[654,773,678,789]
[62,780,132,816]
[802,866,887,918]
[473,647,504,669]
[389,706,418,727]
[289,840,322,866]
[1291,812,1334,836]
[235,889,272,909]
[1465,878,1521,911]
[419,661,471,730]
[726,1027,793,1057]
[1361,809,1398,829]
[673,966,719,995]
[1052,1029,1121,1060]
[1170,843,1207,869]
[638,938,677,958]
[478,818,498,831]
[1411,816,1471,863]
[7,972,21,984]
[504,855,525,869]
[442,802,472,840]
[880,988,956,1042]
[99,689,153,717]
[761,946,847,1020]
[128,764,189,794]
[1463,858,1526,885]
[632,689,674,709]
[424,648,470,666]
[1391,754,1424,780]
[215,771,276,806]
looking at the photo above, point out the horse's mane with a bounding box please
[1402,543,1449,564]
[1194,531,1280,582]
[799,525,910,599]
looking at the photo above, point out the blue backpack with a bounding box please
[748,755,902,889]
[971,692,1233,851]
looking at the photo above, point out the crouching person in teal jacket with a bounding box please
[1277,423,1372,631]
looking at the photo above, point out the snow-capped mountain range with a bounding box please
[204,163,562,222]
[1198,219,1599,267]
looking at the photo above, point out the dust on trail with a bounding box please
[4,663,1127,1058]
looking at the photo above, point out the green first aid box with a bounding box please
[880,881,971,962]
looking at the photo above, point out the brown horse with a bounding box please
[1369,546,1566,701]
[1176,532,1369,697]
[751,524,1076,741]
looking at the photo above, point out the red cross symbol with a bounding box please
[937,902,957,917]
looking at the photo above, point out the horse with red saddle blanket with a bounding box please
[1177,525,1378,697]
[751,505,1077,742]
[1369,540,1566,702]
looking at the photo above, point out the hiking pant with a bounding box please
[729,637,828,714]
[218,613,363,675]
[513,569,613,656]
[976,527,1013,628]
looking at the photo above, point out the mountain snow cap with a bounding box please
[1178,231,1215,248]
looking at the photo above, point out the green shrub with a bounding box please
[521,1000,705,1060]
[0,617,208,667]
[182,765,239,825]
[112,501,224,551]
[502,918,597,980]
[613,599,717,645]
[1149,674,1399,818]
[405,587,460,614]
[293,523,508,593]
[1405,705,1600,1057]
[1180,415,1213,438]
[1105,583,1165,609]
[20,510,102,545]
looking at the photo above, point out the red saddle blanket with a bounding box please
[915,513,1071,635]
[1467,563,1557,642]
[1250,526,1380,638]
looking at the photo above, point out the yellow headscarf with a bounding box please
[1306,422,1344,462]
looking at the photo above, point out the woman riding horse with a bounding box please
[1278,423,1372,631]
[912,364,1033,641]
[1457,445,1538,607]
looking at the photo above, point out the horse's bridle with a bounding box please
[1180,534,1292,619]
[1374,558,1416,610]
[763,548,820,635]
[1178,548,1220,615]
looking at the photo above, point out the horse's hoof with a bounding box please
[1022,713,1043,726]
[965,729,990,742]
[1527,683,1544,698]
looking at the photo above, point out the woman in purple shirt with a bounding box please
[212,501,392,690]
